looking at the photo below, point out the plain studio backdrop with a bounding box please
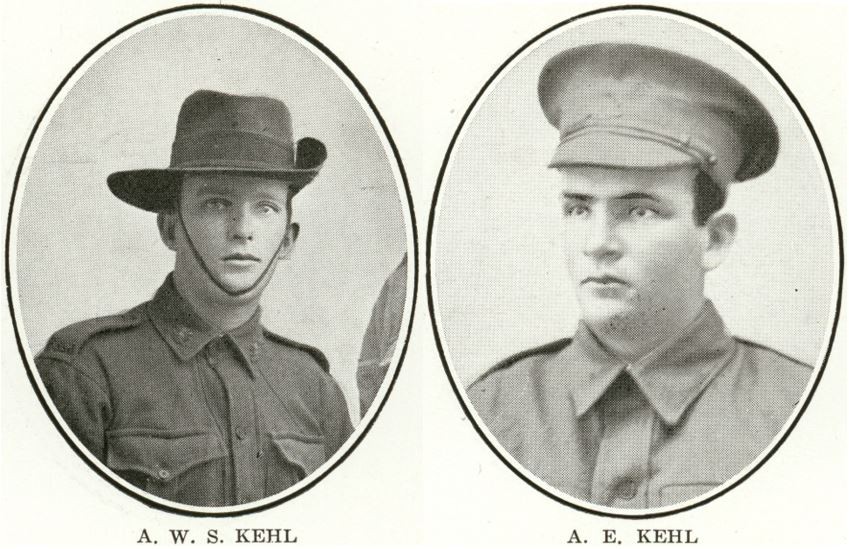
[430,12,839,388]
[11,13,411,424]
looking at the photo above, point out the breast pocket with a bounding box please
[106,429,227,505]
[266,432,326,494]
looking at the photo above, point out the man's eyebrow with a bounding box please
[613,192,662,201]
[196,185,236,196]
[561,192,595,201]
[195,186,287,203]
[251,190,287,202]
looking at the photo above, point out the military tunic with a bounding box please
[36,275,353,506]
[469,301,811,508]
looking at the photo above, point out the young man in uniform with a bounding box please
[469,44,812,509]
[36,90,353,507]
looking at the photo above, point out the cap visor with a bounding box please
[107,166,321,212]
[549,132,697,171]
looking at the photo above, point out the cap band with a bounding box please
[555,125,718,170]
[171,130,294,170]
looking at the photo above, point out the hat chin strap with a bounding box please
[177,204,289,298]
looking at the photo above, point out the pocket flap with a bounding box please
[106,430,226,481]
[270,433,326,476]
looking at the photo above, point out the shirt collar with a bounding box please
[146,274,265,374]
[553,300,736,426]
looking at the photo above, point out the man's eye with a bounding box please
[257,202,281,214]
[563,204,590,218]
[203,198,229,211]
[629,206,658,219]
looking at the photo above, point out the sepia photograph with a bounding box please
[1,1,846,547]
[429,7,840,515]
[7,7,414,513]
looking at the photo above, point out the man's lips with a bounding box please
[222,253,260,262]
[582,275,629,285]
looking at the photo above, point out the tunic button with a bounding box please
[616,479,638,500]
[157,468,171,480]
[235,426,247,440]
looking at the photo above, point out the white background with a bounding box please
[1,1,847,547]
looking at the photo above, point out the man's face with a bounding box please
[170,173,295,298]
[559,165,710,332]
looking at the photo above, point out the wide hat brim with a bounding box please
[107,136,326,212]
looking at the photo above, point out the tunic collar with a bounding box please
[146,274,265,374]
[554,300,736,426]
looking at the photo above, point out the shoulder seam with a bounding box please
[38,306,145,358]
[734,337,812,370]
[36,357,112,398]
[263,329,330,373]
[471,337,573,388]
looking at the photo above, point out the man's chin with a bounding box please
[579,295,633,325]
[211,273,267,297]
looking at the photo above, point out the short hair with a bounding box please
[693,171,727,225]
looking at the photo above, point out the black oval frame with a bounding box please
[5,4,418,517]
[426,4,842,519]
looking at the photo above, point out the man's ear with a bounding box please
[157,211,179,251]
[277,222,300,261]
[701,212,737,271]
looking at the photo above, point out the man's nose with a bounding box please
[229,205,254,241]
[583,210,622,260]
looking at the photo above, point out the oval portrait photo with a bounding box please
[8,6,415,514]
[428,7,840,516]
